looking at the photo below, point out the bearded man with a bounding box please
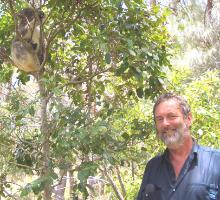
[136,92,220,200]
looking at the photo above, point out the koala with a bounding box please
[11,39,41,72]
[11,7,45,73]
[17,7,45,52]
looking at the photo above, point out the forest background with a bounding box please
[0,0,219,199]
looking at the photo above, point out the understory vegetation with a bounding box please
[0,0,219,199]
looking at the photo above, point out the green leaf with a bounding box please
[115,61,129,76]
[28,106,35,116]
[128,49,136,56]
[105,52,111,64]
[136,87,144,98]
[77,162,98,183]
[122,132,129,140]
[20,183,32,197]
[20,172,58,196]
[17,72,30,85]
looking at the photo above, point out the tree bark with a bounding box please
[54,170,67,200]
[207,0,213,20]
[102,167,124,200]
[169,0,181,14]
[205,0,213,24]
[115,166,126,198]
[131,161,135,182]
[150,0,156,7]
[38,76,52,200]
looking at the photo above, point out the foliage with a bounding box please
[184,70,220,148]
[0,0,171,199]
[0,0,219,199]
[166,0,220,149]
[167,0,220,74]
[168,61,220,148]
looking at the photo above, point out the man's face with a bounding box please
[154,99,192,149]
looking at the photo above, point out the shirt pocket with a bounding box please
[186,183,219,200]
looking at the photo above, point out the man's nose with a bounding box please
[162,118,170,126]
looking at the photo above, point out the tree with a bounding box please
[150,0,157,7]
[0,0,171,199]
[205,0,213,22]
[166,0,220,75]
[164,0,220,152]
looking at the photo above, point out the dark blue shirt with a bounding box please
[137,142,220,200]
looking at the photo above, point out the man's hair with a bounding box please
[153,92,191,117]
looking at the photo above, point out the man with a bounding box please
[137,92,220,200]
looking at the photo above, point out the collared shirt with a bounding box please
[136,142,220,200]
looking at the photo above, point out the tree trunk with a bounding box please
[67,170,74,198]
[169,0,181,14]
[205,0,213,24]
[207,0,213,20]
[150,0,156,7]
[54,170,67,200]
[131,161,135,182]
[38,76,52,200]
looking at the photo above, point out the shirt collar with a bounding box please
[162,139,198,164]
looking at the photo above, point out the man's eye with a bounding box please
[169,115,177,119]
[156,117,163,122]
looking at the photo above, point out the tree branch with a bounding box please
[115,166,126,198]
[101,167,124,200]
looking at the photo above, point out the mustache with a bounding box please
[161,128,176,134]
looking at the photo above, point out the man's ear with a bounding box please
[186,112,193,127]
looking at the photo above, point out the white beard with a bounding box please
[157,124,187,148]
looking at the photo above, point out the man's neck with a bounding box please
[168,136,193,177]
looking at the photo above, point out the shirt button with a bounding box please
[173,188,176,192]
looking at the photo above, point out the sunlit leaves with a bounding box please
[0,0,172,198]
[20,171,58,196]
[169,66,220,148]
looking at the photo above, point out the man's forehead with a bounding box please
[158,99,180,107]
[155,99,182,113]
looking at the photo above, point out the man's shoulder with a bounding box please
[197,144,220,154]
[197,144,220,160]
[147,153,164,166]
